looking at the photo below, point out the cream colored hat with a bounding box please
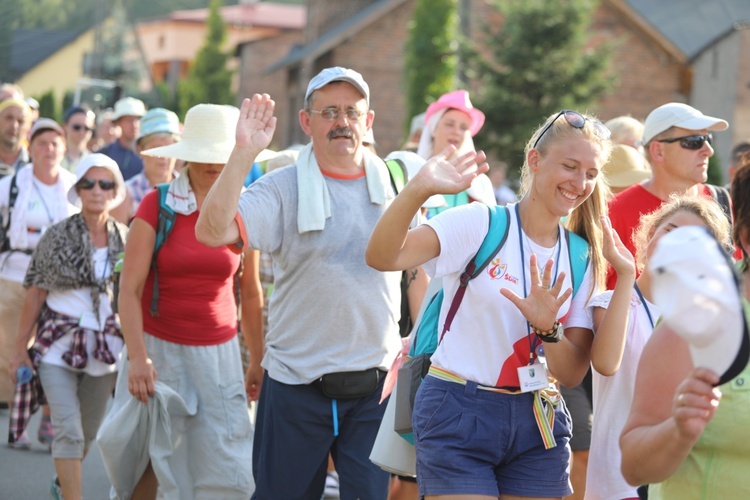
[142,104,239,164]
[602,144,651,188]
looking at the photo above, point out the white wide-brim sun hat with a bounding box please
[142,104,240,164]
[67,153,127,209]
[650,225,750,386]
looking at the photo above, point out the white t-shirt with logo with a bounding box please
[424,202,594,388]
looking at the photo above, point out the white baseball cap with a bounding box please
[384,150,445,209]
[112,97,147,121]
[649,226,749,386]
[642,102,728,145]
[305,67,370,106]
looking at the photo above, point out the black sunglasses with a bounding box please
[655,133,712,150]
[77,178,116,191]
[533,110,611,150]
[71,124,93,132]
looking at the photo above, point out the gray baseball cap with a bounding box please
[305,67,369,105]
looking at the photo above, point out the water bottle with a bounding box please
[16,365,33,385]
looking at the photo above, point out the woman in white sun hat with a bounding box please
[98,104,254,498]
[9,153,128,500]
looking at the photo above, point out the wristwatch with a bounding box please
[531,321,564,343]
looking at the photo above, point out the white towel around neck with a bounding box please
[296,143,391,233]
[164,167,198,215]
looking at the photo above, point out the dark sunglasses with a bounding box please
[655,133,712,150]
[71,124,93,132]
[77,178,116,191]
[532,110,611,150]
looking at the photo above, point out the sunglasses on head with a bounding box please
[77,178,116,191]
[71,124,93,132]
[655,133,712,150]
[532,110,611,150]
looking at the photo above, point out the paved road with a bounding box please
[0,403,113,499]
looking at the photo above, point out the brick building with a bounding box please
[237,0,750,179]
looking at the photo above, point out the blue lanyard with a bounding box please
[633,282,654,329]
[515,204,562,363]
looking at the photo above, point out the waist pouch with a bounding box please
[315,368,385,399]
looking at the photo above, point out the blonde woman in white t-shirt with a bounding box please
[586,196,730,500]
[367,110,612,500]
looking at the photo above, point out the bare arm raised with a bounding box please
[365,147,488,272]
[196,94,277,247]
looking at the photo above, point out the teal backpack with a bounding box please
[149,183,177,316]
[395,204,590,443]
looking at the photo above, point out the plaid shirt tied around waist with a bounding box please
[8,305,122,444]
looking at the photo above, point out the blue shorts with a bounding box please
[413,375,573,498]
[251,371,390,499]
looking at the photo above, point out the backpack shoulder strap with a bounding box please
[385,158,408,194]
[440,205,511,341]
[471,205,511,278]
[565,229,590,297]
[1,174,18,252]
[150,183,177,316]
[153,183,176,255]
[706,184,732,222]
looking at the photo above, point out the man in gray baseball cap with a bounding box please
[606,102,731,289]
[197,67,401,498]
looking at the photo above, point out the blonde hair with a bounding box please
[604,115,644,146]
[519,111,613,295]
[633,195,732,272]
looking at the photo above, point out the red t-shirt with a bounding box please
[136,190,241,345]
[606,183,714,290]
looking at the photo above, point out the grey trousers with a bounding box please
[38,362,117,459]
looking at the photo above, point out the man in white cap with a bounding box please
[99,97,146,180]
[0,99,31,178]
[606,102,730,289]
[196,67,402,498]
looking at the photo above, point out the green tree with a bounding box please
[403,0,459,135]
[471,0,613,174]
[37,90,57,121]
[178,0,234,116]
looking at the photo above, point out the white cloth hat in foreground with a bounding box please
[142,104,239,164]
[384,151,445,209]
[649,226,749,386]
[68,153,127,209]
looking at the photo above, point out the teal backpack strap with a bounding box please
[385,159,408,194]
[149,184,177,316]
[438,204,511,343]
[410,204,511,356]
[565,229,590,297]
[471,205,511,278]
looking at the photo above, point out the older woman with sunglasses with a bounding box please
[1,118,78,448]
[9,153,128,500]
[367,109,612,499]
[606,102,729,290]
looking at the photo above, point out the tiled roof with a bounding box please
[10,28,87,79]
[626,0,750,60]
